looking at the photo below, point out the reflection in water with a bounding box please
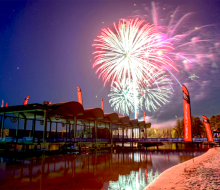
[108,168,159,190]
[0,147,209,190]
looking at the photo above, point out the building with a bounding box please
[0,101,151,151]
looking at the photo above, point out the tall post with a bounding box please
[16,113,20,141]
[1,113,5,137]
[122,126,124,148]
[110,123,113,147]
[139,127,141,138]
[32,112,36,140]
[134,128,135,139]
[24,118,27,131]
[74,116,77,142]
[43,110,48,154]
[49,121,52,138]
[136,128,137,138]
[56,122,58,137]
[95,120,97,148]
[105,123,106,138]
[145,127,147,139]
[66,123,67,139]
[132,126,133,148]
[48,120,52,152]
[0,115,2,133]
[132,127,133,139]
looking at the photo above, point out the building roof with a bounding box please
[48,101,84,116]
[129,119,138,127]
[118,116,130,125]
[138,121,145,128]
[0,101,151,128]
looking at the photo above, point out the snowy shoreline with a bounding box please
[145,147,220,189]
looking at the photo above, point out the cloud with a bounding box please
[144,115,154,123]
[150,119,177,129]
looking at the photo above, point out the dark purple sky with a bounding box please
[0,0,220,128]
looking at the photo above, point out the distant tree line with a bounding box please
[147,127,173,138]
[172,116,206,138]
[147,114,220,138]
[210,115,220,130]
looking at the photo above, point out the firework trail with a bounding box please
[133,1,219,71]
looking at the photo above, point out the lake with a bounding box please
[0,143,210,190]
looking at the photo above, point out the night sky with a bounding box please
[0,0,220,129]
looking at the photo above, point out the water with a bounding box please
[0,144,210,190]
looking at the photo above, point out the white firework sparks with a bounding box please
[139,70,173,112]
[108,79,138,115]
[93,18,177,88]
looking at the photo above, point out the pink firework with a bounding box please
[93,18,178,88]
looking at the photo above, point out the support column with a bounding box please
[95,120,97,148]
[132,127,133,148]
[74,116,77,143]
[0,116,2,135]
[134,128,136,139]
[1,113,5,137]
[32,112,36,140]
[43,110,48,153]
[122,126,124,148]
[24,118,27,131]
[136,128,138,138]
[105,123,106,139]
[49,121,52,138]
[139,127,141,138]
[145,127,147,139]
[66,123,67,139]
[110,123,113,147]
[16,113,20,142]
[56,122,58,138]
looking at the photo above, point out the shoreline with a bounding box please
[145,147,220,190]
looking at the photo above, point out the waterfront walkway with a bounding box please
[145,147,220,189]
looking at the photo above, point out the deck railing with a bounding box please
[0,137,220,143]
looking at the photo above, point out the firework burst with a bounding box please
[93,18,177,88]
[139,70,173,112]
[108,70,173,114]
[108,79,138,115]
